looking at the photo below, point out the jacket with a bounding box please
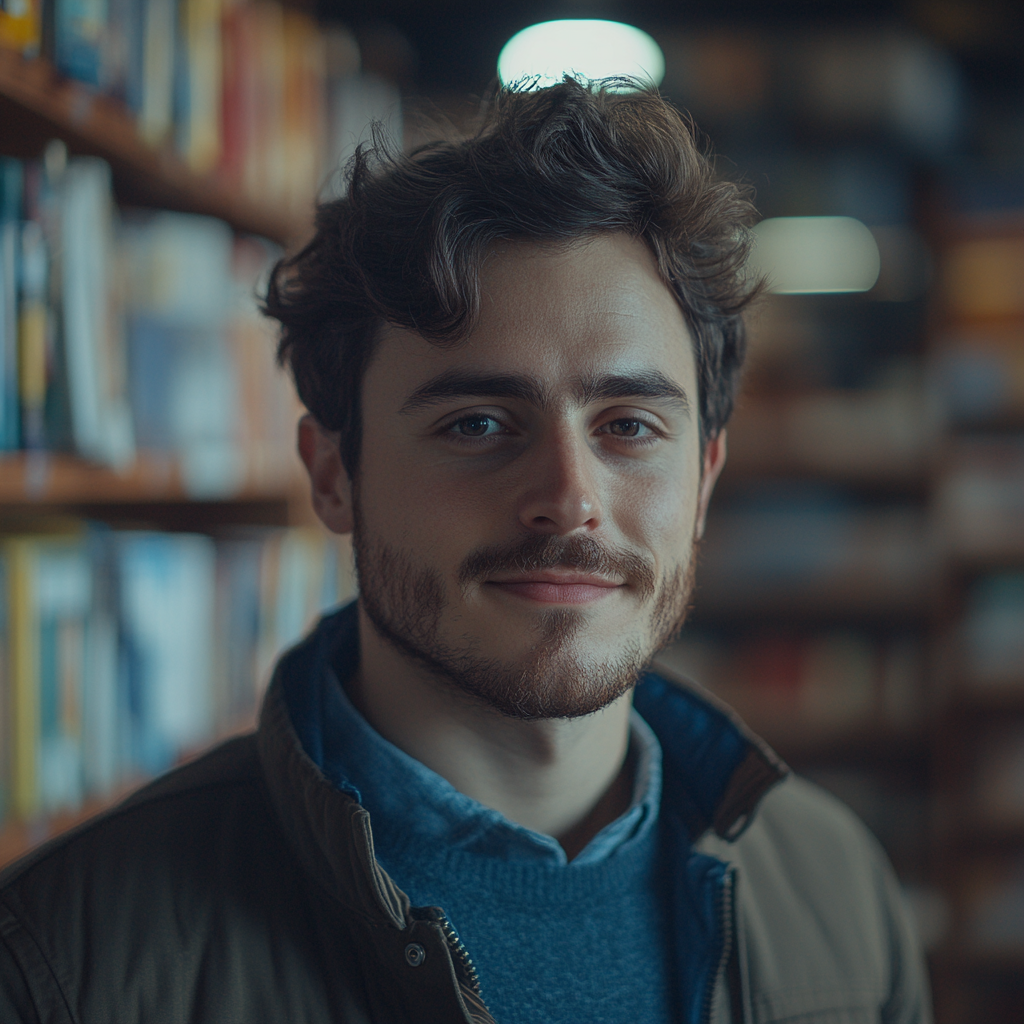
[0,610,931,1023]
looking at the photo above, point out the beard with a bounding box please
[352,506,698,721]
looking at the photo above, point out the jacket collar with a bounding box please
[256,605,788,922]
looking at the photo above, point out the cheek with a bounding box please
[357,435,503,553]
[611,456,701,558]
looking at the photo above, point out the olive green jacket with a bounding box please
[0,639,930,1023]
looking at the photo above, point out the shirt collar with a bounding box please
[282,602,787,855]
[317,663,663,868]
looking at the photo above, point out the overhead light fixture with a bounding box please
[750,217,881,294]
[498,20,665,90]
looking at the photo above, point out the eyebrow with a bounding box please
[400,370,546,413]
[574,371,690,412]
[399,367,690,414]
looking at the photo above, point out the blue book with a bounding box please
[53,0,109,88]
[0,552,9,824]
[0,158,22,451]
[106,0,146,111]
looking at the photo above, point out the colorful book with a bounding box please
[116,532,216,775]
[176,0,223,174]
[60,158,134,467]
[0,0,42,56]
[4,538,38,819]
[0,551,9,823]
[33,537,91,813]
[0,158,22,450]
[17,219,48,450]
[53,0,109,87]
[137,0,177,145]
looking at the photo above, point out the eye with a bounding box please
[451,414,503,437]
[603,418,652,438]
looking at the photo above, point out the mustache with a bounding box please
[457,534,657,601]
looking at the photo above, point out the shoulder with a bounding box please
[0,734,323,1023]
[0,734,292,981]
[1,733,266,893]
[702,772,897,926]
[699,774,929,1022]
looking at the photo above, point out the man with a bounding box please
[0,80,929,1022]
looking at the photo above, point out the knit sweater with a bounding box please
[289,611,675,1024]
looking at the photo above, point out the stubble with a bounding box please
[353,508,697,720]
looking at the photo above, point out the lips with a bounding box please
[485,572,624,605]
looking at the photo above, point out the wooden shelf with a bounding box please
[0,451,299,505]
[0,49,307,247]
[722,391,930,494]
[0,453,313,529]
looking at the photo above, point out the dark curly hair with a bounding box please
[264,77,761,474]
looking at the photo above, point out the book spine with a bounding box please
[138,0,176,145]
[0,159,22,451]
[177,0,223,174]
[6,540,38,820]
[0,552,9,823]
[60,158,134,467]
[53,0,109,87]
[17,221,48,450]
[0,0,42,57]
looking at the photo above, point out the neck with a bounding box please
[347,604,635,861]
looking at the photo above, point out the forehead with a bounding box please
[371,233,696,398]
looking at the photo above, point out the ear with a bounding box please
[297,414,354,535]
[694,429,727,541]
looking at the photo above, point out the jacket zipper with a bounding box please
[437,912,484,996]
[700,867,736,1024]
[412,906,493,1022]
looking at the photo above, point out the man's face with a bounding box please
[351,233,715,720]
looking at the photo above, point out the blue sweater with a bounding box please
[286,604,752,1024]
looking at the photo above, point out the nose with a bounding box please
[516,429,602,535]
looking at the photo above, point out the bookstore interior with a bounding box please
[0,1,1021,1021]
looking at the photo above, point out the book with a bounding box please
[0,521,356,827]
[116,531,217,775]
[696,487,927,614]
[33,536,92,813]
[53,0,109,87]
[105,0,146,112]
[121,209,242,496]
[280,6,325,214]
[4,538,37,819]
[963,573,1024,687]
[0,551,9,822]
[0,0,42,56]
[60,157,134,467]
[658,625,920,737]
[17,219,48,450]
[0,158,22,451]
[137,0,177,145]
[176,0,223,174]
[943,234,1024,321]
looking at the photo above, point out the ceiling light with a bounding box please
[498,20,665,89]
[750,217,881,294]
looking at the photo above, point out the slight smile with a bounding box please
[485,572,625,605]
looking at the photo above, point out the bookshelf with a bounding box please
[0,48,305,247]
[0,3,343,869]
[925,208,1024,1022]
[0,450,307,507]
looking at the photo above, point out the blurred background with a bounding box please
[0,1,1021,1020]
